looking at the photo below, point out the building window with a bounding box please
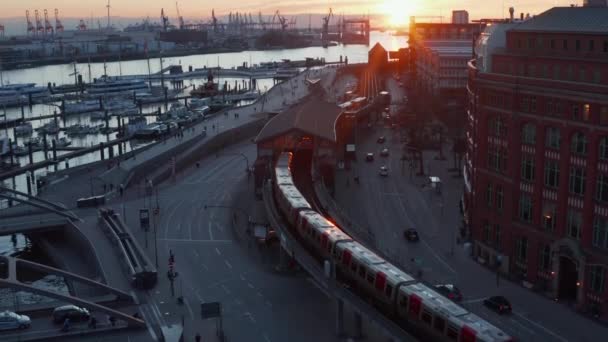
[579,67,586,82]
[486,184,493,208]
[550,39,556,49]
[515,237,528,264]
[553,65,561,80]
[530,96,537,112]
[601,107,608,126]
[563,39,568,50]
[528,38,536,49]
[604,41,608,53]
[482,223,491,243]
[590,266,606,294]
[488,117,507,138]
[594,69,601,84]
[544,160,560,188]
[569,166,586,196]
[600,137,608,160]
[521,97,530,112]
[522,123,536,145]
[542,202,556,232]
[571,132,588,155]
[597,174,608,202]
[572,104,580,120]
[496,186,504,212]
[571,132,587,156]
[519,194,533,223]
[545,127,561,149]
[583,104,591,121]
[488,146,499,171]
[593,216,608,250]
[547,100,555,115]
[576,40,581,51]
[494,224,501,248]
[567,210,582,240]
[521,154,535,182]
[589,40,595,52]
[539,245,551,271]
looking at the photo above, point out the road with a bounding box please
[108,140,338,342]
[332,100,608,341]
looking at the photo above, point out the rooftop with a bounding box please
[512,6,608,34]
[254,94,342,143]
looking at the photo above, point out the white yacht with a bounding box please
[87,76,149,95]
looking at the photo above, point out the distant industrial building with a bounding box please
[452,10,470,24]
[466,4,608,318]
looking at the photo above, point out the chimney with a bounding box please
[520,13,524,20]
[509,7,514,22]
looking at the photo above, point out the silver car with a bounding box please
[0,311,31,331]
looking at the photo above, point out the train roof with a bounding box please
[401,283,468,317]
[300,211,335,228]
[341,241,386,266]
[276,152,293,168]
[375,263,415,284]
[278,184,312,209]
[275,167,293,185]
[457,312,512,341]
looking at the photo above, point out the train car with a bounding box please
[276,152,292,168]
[333,241,415,308]
[275,167,293,185]
[395,283,513,342]
[296,211,352,259]
[275,184,312,226]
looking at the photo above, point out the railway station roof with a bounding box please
[254,95,342,143]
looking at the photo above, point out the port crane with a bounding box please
[106,0,111,29]
[44,9,54,35]
[161,8,170,31]
[35,10,44,35]
[77,19,87,31]
[322,8,334,40]
[0,24,4,37]
[258,11,267,30]
[211,9,218,32]
[175,2,185,29]
[55,9,64,32]
[26,10,35,35]
[271,10,289,31]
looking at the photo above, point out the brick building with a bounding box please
[466,5,608,316]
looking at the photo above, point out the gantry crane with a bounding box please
[44,9,54,34]
[211,9,218,32]
[322,8,334,39]
[258,11,267,30]
[272,10,288,31]
[175,2,185,29]
[55,9,64,32]
[106,0,111,29]
[161,8,169,31]
[77,19,87,30]
[35,10,44,35]
[26,10,35,35]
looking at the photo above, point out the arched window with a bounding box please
[571,131,588,155]
[522,123,536,145]
[599,137,608,160]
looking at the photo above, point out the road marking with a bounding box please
[244,312,256,324]
[257,292,263,297]
[240,274,246,281]
[201,263,208,271]
[192,250,199,258]
[224,260,233,269]
[421,239,456,273]
[265,301,272,307]
[215,221,224,231]
[263,333,271,342]
[184,298,195,320]
[461,297,487,304]
[248,283,255,289]
[215,247,221,255]
[208,221,215,241]
[234,298,242,305]
[510,318,535,336]
[513,312,568,342]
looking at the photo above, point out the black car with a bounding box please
[52,305,90,324]
[377,136,386,144]
[366,153,374,162]
[404,228,419,242]
[483,296,512,314]
[435,284,463,301]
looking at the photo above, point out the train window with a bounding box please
[358,266,366,278]
[399,296,408,308]
[433,317,446,333]
[385,285,393,297]
[446,325,458,340]
[366,273,374,284]
[421,309,432,325]
[351,261,357,272]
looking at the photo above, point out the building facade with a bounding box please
[466,6,608,317]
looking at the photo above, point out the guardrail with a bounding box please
[262,182,416,342]
[98,208,157,290]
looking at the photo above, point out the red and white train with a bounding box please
[272,152,513,342]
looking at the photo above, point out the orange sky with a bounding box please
[1,0,581,20]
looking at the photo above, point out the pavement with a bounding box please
[330,79,608,342]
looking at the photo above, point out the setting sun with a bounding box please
[378,0,420,27]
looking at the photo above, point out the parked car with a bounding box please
[377,136,386,144]
[52,305,90,324]
[366,153,374,162]
[483,296,512,314]
[379,165,389,177]
[380,148,389,157]
[0,311,31,331]
[435,284,463,301]
[404,228,419,242]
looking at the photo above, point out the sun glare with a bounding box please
[379,0,419,27]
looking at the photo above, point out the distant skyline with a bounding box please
[0,0,584,21]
